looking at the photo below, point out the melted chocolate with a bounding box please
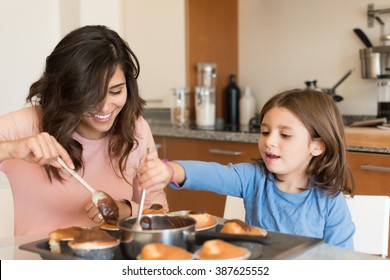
[167,216,189,228]
[72,228,116,243]
[97,196,119,225]
[140,216,153,230]
[138,216,191,230]
[224,219,251,232]
[149,204,163,210]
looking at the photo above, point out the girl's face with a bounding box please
[258,106,323,183]
[77,66,127,140]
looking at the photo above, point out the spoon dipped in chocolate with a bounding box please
[57,157,119,224]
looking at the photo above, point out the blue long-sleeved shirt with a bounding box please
[175,160,355,249]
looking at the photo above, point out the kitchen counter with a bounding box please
[149,123,390,155]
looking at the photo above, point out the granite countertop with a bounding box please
[144,109,390,155]
[148,122,390,155]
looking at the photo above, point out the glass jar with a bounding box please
[377,74,390,120]
[195,86,216,129]
[171,87,190,127]
[196,63,217,88]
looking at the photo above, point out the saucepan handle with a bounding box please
[191,231,272,246]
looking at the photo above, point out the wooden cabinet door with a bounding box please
[347,152,390,196]
[347,152,390,257]
[154,136,259,216]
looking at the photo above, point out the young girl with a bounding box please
[140,88,356,249]
[0,25,168,236]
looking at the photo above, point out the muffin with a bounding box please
[68,228,119,259]
[99,220,120,239]
[142,204,168,215]
[220,219,267,236]
[139,243,193,260]
[48,226,83,254]
[195,239,250,260]
[186,210,217,230]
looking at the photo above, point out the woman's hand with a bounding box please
[138,149,171,192]
[84,199,132,223]
[2,132,74,169]
[84,200,104,224]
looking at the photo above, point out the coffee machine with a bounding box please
[359,4,390,79]
[358,4,390,121]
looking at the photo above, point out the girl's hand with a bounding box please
[4,132,74,169]
[138,149,171,192]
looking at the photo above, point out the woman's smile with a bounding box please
[92,112,113,123]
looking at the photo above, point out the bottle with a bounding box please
[239,85,256,130]
[224,74,240,131]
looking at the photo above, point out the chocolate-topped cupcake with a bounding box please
[48,226,83,254]
[142,204,167,215]
[68,228,119,259]
[99,220,120,239]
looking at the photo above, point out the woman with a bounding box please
[0,25,168,236]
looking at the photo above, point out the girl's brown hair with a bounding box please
[258,88,354,196]
[27,25,145,183]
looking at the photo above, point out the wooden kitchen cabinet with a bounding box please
[347,152,390,257]
[154,136,259,217]
[347,152,390,196]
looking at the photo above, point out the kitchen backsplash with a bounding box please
[142,108,376,128]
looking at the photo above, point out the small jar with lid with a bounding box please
[377,74,390,121]
[171,87,190,127]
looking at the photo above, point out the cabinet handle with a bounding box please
[360,165,390,173]
[209,149,242,156]
[155,143,162,151]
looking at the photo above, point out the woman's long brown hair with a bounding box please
[258,88,355,197]
[26,25,145,183]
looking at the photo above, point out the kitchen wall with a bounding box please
[0,0,60,116]
[0,0,185,116]
[1,0,389,118]
[239,0,390,116]
[0,0,126,115]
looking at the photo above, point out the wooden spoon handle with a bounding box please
[57,157,95,194]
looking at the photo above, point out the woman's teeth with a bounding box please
[95,113,110,120]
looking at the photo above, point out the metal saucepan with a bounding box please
[118,215,271,259]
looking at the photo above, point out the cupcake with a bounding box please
[187,210,217,230]
[139,243,193,260]
[142,204,168,215]
[195,239,250,260]
[220,219,267,236]
[68,228,119,259]
[99,220,120,239]
[48,226,83,254]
